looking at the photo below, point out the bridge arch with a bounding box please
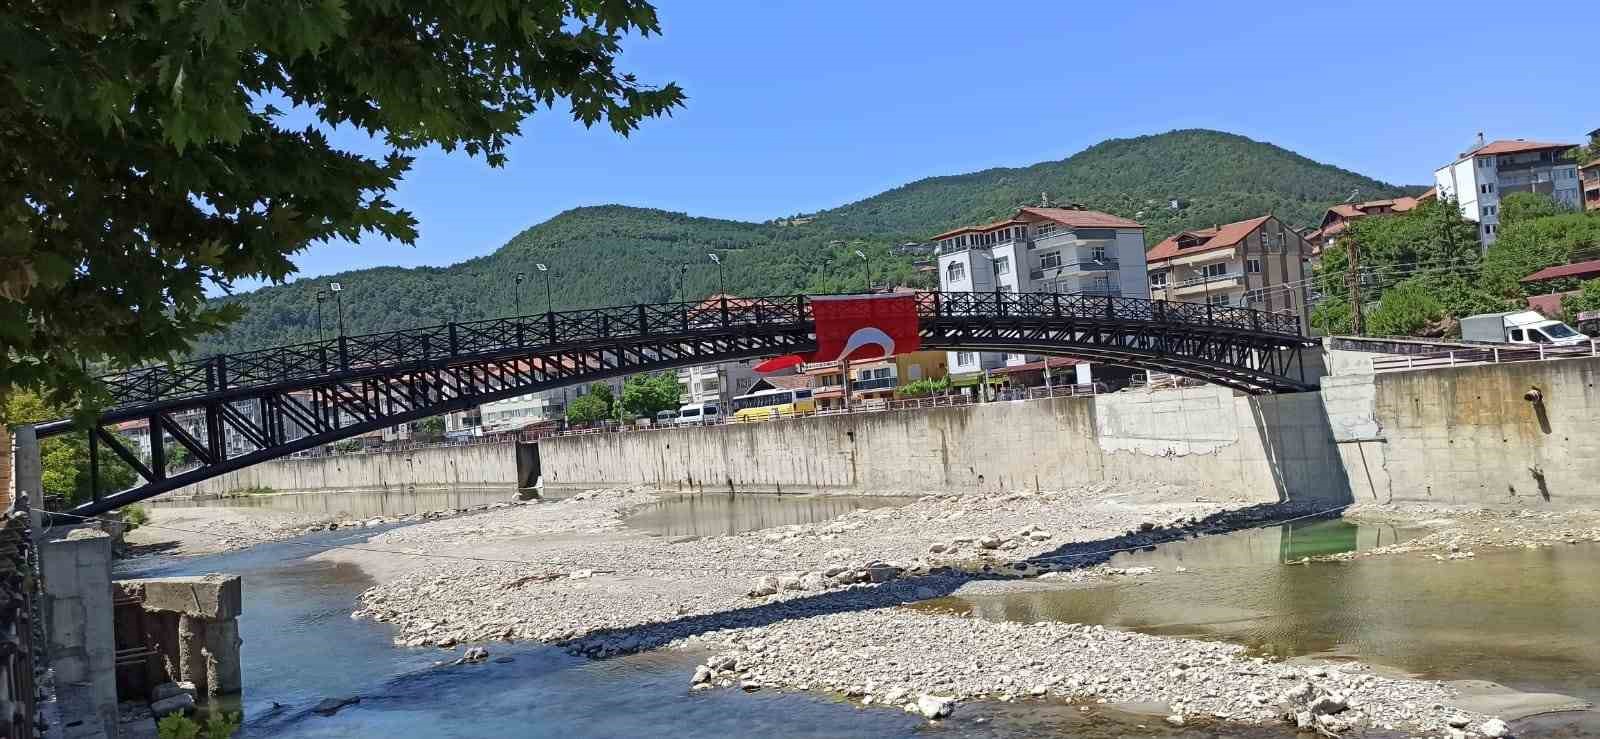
[36,291,1314,517]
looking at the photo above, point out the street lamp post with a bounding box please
[329,282,346,337]
[855,249,871,292]
[314,291,326,343]
[514,272,525,316]
[678,264,689,302]
[535,263,552,312]
[707,253,724,296]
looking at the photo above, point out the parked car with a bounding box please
[1460,311,1587,346]
[654,409,679,425]
[675,402,721,426]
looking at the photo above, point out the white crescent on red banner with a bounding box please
[754,294,922,373]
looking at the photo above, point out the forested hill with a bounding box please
[193,129,1417,356]
[810,129,1419,240]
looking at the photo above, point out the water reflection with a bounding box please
[623,493,911,537]
[929,520,1600,706]
[149,488,517,519]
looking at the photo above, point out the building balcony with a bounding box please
[850,376,898,391]
[1168,272,1244,297]
[1030,258,1118,279]
[938,237,1025,256]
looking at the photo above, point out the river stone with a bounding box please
[914,694,955,719]
[978,535,1002,550]
[311,696,361,716]
[1479,718,1511,738]
[748,576,779,597]
[777,575,804,591]
[150,693,194,718]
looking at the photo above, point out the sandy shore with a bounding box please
[303,487,1600,736]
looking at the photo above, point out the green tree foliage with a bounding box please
[1561,279,1600,323]
[1499,192,1567,225]
[1311,199,1492,334]
[1,0,683,405]
[565,383,613,425]
[1,391,136,505]
[190,130,1424,354]
[1366,279,1446,337]
[895,377,950,398]
[416,417,445,439]
[1570,132,1600,171]
[157,711,240,739]
[618,373,680,420]
[1480,212,1600,298]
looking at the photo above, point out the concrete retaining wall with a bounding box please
[1331,358,1600,508]
[542,357,1600,510]
[540,385,1352,506]
[172,442,520,497]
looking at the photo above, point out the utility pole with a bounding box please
[1346,236,1364,335]
[855,248,871,292]
[707,253,724,296]
[536,264,552,312]
[314,291,326,343]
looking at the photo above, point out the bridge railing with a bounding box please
[89,291,1301,411]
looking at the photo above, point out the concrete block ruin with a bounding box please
[112,575,242,702]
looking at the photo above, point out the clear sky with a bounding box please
[277,0,1597,286]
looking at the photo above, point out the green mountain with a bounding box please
[195,129,1415,355]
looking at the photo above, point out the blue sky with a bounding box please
[276,0,1596,286]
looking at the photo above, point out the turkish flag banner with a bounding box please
[809,294,922,363]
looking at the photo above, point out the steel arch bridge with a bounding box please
[36,291,1315,518]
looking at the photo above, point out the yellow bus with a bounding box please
[731,387,817,422]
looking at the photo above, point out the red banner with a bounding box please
[809,294,922,362]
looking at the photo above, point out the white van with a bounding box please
[675,403,721,426]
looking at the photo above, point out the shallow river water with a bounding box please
[117,497,1600,737]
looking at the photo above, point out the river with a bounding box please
[118,495,1600,737]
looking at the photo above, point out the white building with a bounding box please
[933,206,1148,379]
[677,361,766,409]
[1433,137,1580,245]
[479,389,566,432]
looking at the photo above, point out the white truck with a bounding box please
[1459,311,1588,346]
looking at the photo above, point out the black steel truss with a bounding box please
[36,291,1314,518]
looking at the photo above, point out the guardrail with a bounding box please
[1370,340,1600,373]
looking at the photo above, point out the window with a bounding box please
[1480,183,1495,194]
[1090,245,1107,262]
[1039,251,1062,270]
[1246,258,1262,274]
[1035,223,1057,239]
[946,261,966,282]
[1206,293,1232,307]
[956,352,976,366]
[1482,205,1497,217]
[1201,262,1229,279]
[1509,328,1524,342]
[1246,288,1266,303]
[993,256,1010,276]
[1484,223,1497,236]
[1149,270,1168,287]
[907,364,923,380]
[998,284,1014,293]
[1478,158,1491,169]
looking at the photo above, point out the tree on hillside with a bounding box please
[1479,212,1600,299]
[1560,279,1600,324]
[619,373,680,420]
[1570,131,1600,170]
[0,1,685,410]
[1500,192,1568,225]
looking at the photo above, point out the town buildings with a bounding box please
[1582,128,1600,212]
[1302,190,1434,266]
[677,361,768,409]
[1145,215,1314,329]
[800,350,947,410]
[933,205,1149,379]
[1433,136,1581,245]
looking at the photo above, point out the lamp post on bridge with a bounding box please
[328,282,346,337]
[535,263,552,312]
[707,253,724,296]
[314,291,326,343]
[514,272,525,316]
[855,248,871,293]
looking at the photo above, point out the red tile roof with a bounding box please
[1145,215,1273,264]
[931,207,1142,241]
[1520,258,1600,284]
[1526,291,1578,317]
[1017,207,1143,229]
[1467,139,1576,157]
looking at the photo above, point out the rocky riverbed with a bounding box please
[126,498,530,556]
[1331,505,1600,563]
[324,486,1568,736]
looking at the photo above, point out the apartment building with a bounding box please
[801,351,948,410]
[677,361,767,409]
[1434,136,1580,245]
[933,206,1149,377]
[478,389,567,433]
[1145,215,1312,331]
[1582,128,1600,212]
